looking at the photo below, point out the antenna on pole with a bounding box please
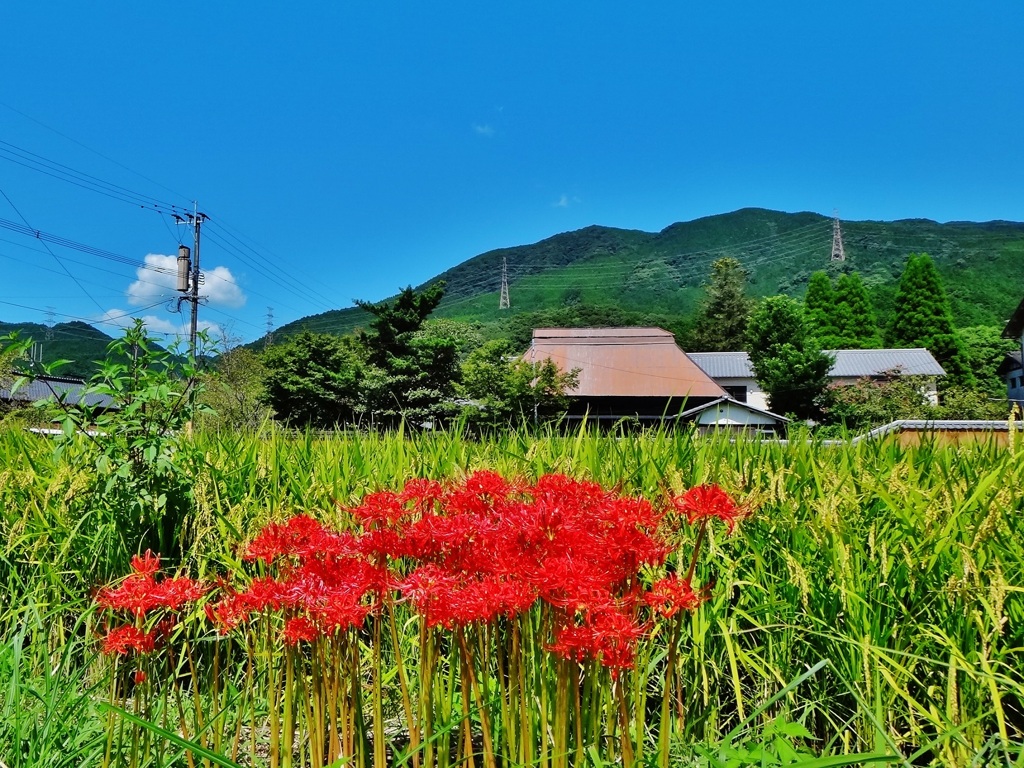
[265,307,275,348]
[499,257,510,310]
[830,210,846,262]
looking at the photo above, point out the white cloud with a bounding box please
[127,253,246,309]
[553,194,581,209]
[201,265,246,308]
[472,123,495,137]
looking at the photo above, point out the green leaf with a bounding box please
[785,753,897,768]
[99,703,245,768]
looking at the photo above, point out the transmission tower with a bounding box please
[265,307,275,347]
[830,210,846,262]
[45,307,55,341]
[498,257,510,310]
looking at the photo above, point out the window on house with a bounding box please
[724,385,747,403]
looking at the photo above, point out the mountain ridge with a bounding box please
[272,208,1024,342]
[5,208,1024,358]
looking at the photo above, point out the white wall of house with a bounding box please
[692,400,778,427]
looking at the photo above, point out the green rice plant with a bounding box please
[2,421,1022,766]
[0,609,107,768]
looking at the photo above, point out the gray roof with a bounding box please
[686,351,752,379]
[0,376,114,409]
[826,348,945,377]
[687,348,945,379]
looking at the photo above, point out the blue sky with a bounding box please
[1,2,1022,344]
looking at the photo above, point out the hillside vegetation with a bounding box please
[278,208,1024,343]
[0,320,113,378]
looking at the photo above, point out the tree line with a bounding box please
[201,282,577,432]
[687,253,1013,424]
[5,251,1013,434]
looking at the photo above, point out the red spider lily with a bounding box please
[350,491,410,528]
[96,574,160,616]
[102,625,157,656]
[205,590,251,633]
[673,484,744,532]
[283,616,319,645]
[133,669,147,684]
[131,550,161,576]
[644,575,710,618]
[550,606,648,673]
[151,576,208,611]
[244,514,348,564]
[398,477,444,513]
[97,570,207,617]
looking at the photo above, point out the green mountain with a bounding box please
[274,208,1024,344]
[0,321,115,378]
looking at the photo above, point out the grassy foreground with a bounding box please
[1,425,1022,766]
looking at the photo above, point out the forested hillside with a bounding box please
[277,208,1024,343]
[0,321,113,378]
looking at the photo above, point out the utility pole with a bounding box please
[174,205,207,358]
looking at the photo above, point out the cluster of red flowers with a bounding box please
[97,475,745,672]
[96,551,208,656]
[673,484,744,532]
[205,522,387,639]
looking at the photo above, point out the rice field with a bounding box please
[1,425,1022,767]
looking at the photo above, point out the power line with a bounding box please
[0,186,108,315]
[0,100,192,203]
[0,298,171,331]
[0,215,175,275]
[0,141,190,215]
[200,214,342,310]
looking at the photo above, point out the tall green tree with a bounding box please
[747,296,833,420]
[262,331,363,428]
[689,258,753,351]
[887,253,974,386]
[357,283,446,367]
[357,283,459,428]
[832,272,883,349]
[803,271,841,347]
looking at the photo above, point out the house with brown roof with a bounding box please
[522,327,787,431]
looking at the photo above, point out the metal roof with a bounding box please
[688,348,945,379]
[826,348,945,377]
[686,351,753,379]
[523,327,728,399]
[0,375,114,409]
